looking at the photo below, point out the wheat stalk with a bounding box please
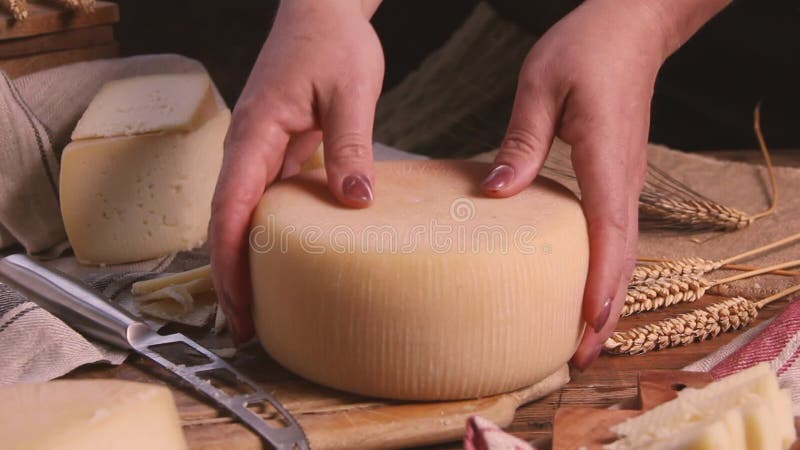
[1,0,28,20]
[607,283,800,355]
[606,297,757,355]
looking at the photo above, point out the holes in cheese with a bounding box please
[71,73,218,140]
[249,160,589,400]
[0,380,187,450]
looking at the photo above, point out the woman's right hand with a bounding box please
[210,0,385,344]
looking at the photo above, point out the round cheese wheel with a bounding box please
[250,160,588,400]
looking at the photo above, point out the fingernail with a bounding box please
[342,173,373,204]
[481,164,515,192]
[593,297,613,333]
[571,344,603,372]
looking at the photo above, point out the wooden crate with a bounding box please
[0,1,119,78]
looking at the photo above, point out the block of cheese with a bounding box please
[71,73,218,140]
[250,160,589,400]
[0,379,187,450]
[607,364,796,450]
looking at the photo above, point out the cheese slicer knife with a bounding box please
[0,253,310,450]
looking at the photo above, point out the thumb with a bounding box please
[319,84,379,208]
[482,78,559,197]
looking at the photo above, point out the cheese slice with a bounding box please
[0,379,187,450]
[250,160,589,400]
[642,417,736,450]
[60,108,230,264]
[71,73,218,140]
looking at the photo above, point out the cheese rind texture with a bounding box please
[0,379,187,450]
[250,160,589,400]
[71,73,217,140]
[60,108,230,264]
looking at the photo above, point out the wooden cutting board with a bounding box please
[68,343,569,450]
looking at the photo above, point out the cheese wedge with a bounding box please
[0,379,187,450]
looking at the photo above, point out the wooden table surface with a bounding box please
[62,149,798,449]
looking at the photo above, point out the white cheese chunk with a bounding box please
[60,108,230,264]
[250,160,589,400]
[608,364,796,450]
[71,73,218,140]
[0,380,187,450]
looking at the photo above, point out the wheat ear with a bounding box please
[606,297,757,355]
[638,103,777,231]
[622,275,711,317]
[622,258,800,316]
[1,0,28,20]
[639,197,753,231]
[47,0,95,12]
[631,257,722,285]
[607,283,800,355]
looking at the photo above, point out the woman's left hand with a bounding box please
[481,0,730,369]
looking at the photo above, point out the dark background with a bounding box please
[114,0,799,150]
[113,1,477,105]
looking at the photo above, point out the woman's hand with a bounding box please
[210,0,384,343]
[481,0,729,369]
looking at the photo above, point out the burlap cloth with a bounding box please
[0,54,798,385]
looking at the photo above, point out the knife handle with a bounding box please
[0,254,147,350]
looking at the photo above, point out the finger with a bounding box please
[565,133,632,369]
[210,116,290,344]
[319,83,380,208]
[482,72,560,197]
[571,188,640,370]
[281,130,323,179]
